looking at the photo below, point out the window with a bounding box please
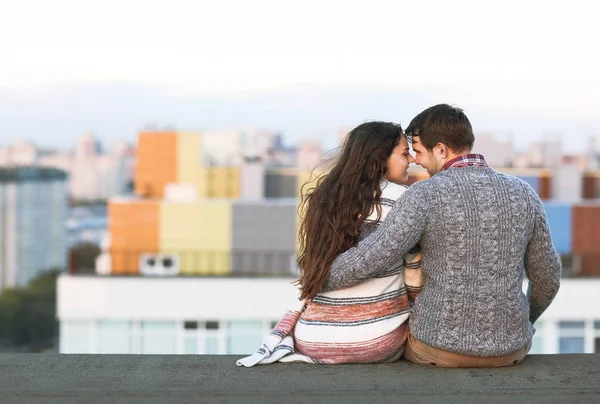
[140,321,176,354]
[205,320,221,354]
[184,321,198,330]
[206,321,219,330]
[227,320,263,355]
[529,322,544,354]
[184,337,198,354]
[558,321,585,354]
[595,321,600,354]
[181,320,223,354]
[63,321,90,354]
[97,320,132,354]
[183,321,199,354]
[206,336,220,354]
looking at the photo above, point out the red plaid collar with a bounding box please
[442,154,488,171]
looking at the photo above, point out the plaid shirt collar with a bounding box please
[442,154,488,171]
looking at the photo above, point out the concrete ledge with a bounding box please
[1,354,599,403]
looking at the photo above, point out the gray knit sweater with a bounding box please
[323,166,561,357]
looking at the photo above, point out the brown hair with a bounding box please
[296,121,403,300]
[405,104,474,153]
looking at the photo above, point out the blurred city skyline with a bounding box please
[2,82,599,154]
[2,0,600,358]
[1,0,599,153]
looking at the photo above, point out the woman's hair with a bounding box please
[296,121,403,300]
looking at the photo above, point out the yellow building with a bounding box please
[160,201,232,275]
[105,131,250,276]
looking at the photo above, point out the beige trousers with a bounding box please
[403,334,532,368]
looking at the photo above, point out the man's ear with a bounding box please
[433,143,449,159]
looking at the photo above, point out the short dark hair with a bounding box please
[405,104,474,153]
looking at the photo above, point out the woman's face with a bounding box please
[385,136,414,184]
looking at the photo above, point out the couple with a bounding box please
[238,104,561,368]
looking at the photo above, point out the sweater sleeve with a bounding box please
[322,183,430,291]
[524,188,562,324]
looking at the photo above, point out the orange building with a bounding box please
[134,131,179,198]
[105,131,246,275]
[109,199,160,274]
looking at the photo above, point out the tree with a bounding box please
[0,268,61,352]
[69,242,101,274]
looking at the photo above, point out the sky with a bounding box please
[1,0,599,152]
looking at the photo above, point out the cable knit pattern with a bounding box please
[323,166,561,357]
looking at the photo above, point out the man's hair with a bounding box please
[405,104,474,153]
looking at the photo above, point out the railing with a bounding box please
[106,249,298,276]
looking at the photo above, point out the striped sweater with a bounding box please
[237,180,422,366]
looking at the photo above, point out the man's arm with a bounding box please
[524,189,561,324]
[322,183,431,291]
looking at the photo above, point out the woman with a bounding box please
[237,121,422,366]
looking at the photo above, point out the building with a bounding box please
[473,134,515,167]
[202,131,243,166]
[57,130,303,354]
[56,276,600,355]
[516,136,563,168]
[102,131,300,277]
[68,134,134,202]
[0,140,39,166]
[58,276,297,354]
[587,136,599,170]
[296,138,323,171]
[57,130,600,355]
[0,167,68,290]
[102,197,298,277]
[1,135,135,203]
[66,204,109,248]
[38,151,72,173]
[75,132,102,157]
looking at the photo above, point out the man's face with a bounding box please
[411,136,443,176]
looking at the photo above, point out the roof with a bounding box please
[0,166,68,182]
[0,354,598,403]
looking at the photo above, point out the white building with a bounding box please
[472,134,515,168]
[68,134,133,202]
[586,136,599,170]
[38,151,72,173]
[4,135,134,202]
[75,132,102,157]
[522,135,563,168]
[202,131,243,166]
[58,276,298,354]
[241,130,277,161]
[296,138,324,171]
[73,134,133,202]
[0,140,39,167]
[57,276,600,355]
[552,161,584,202]
[0,167,68,290]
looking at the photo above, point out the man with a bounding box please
[323,104,561,367]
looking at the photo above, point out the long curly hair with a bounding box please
[296,121,404,300]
